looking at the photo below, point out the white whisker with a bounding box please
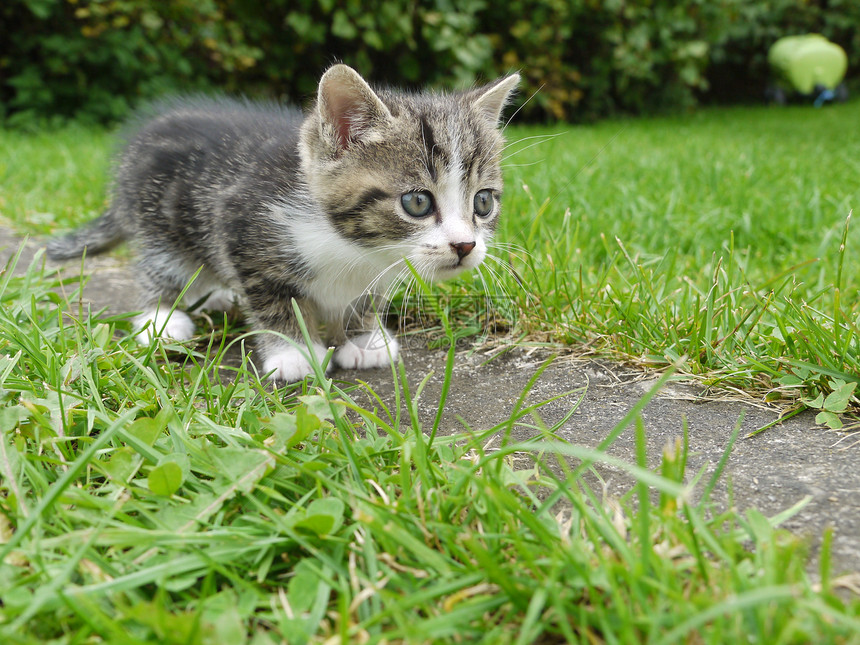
[365,257,406,295]
[485,255,537,312]
[480,257,513,302]
[475,265,496,339]
[503,134,565,162]
[502,160,546,170]
[501,131,564,154]
[487,244,534,271]
[502,83,544,133]
[485,252,521,279]
[326,243,406,288]
[399,276,418,333]
[490,241,531,256]
[377,266,409,305]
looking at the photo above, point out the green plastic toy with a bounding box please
[767,34,848,105]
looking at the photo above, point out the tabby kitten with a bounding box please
[47,65,520,381]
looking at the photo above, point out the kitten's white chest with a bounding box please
[287,212,405,317]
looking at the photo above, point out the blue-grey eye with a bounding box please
[401,191,434,218]
[474,189,494,217]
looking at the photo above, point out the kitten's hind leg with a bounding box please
[134,306,196,344]
[183,277,239,312]
[196,288,238,312]
[131,258,197,344]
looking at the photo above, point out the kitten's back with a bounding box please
[46,96,306,261]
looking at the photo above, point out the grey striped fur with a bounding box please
[47,65,519,381]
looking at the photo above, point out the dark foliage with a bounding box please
[1,0,857,125]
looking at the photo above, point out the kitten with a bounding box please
[47,64,520,382]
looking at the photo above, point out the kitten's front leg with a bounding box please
[261,341,329,383]
[255,315,329,382]
[334,327,400,370]
[245,287,329,383]
[332,297,399,370]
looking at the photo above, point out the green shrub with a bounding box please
[1,0,857,124]
[487,0,721,121]
[0,0,493,125]
[1,0,263,126]
[223,0,494,98]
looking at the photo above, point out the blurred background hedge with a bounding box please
[2,0,858,126]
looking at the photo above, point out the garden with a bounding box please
[2,1,860,642]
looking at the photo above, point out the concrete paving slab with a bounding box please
[2,230,858,576]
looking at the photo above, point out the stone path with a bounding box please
[2,230,858,576]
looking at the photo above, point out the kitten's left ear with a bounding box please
[318,64,392,153]
[471,73,521,126]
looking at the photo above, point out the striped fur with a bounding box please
[46,65,519,381]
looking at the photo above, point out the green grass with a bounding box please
[492,102,860,419]
[0,125,114,233]
[0,249,858,643]
[2,103,860,642]
[3,105,860,406]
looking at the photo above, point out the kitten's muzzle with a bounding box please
[451,241,476,261]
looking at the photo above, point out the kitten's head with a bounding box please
[299,64,519,282]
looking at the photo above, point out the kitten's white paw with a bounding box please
[134,308,195,345]
[334,330,399,370]
[263,343,328,382]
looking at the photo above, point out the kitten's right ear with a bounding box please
[317,64,392,154]
[471,73,521,127]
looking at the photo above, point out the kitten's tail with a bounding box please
[46,210,125,260]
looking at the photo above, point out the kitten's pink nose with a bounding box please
[451,241,476,261]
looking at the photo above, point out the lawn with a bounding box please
[1,102,860,643]
[497,102,860,405]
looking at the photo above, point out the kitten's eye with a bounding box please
[401,191,434,218]
[474,189,494,217]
